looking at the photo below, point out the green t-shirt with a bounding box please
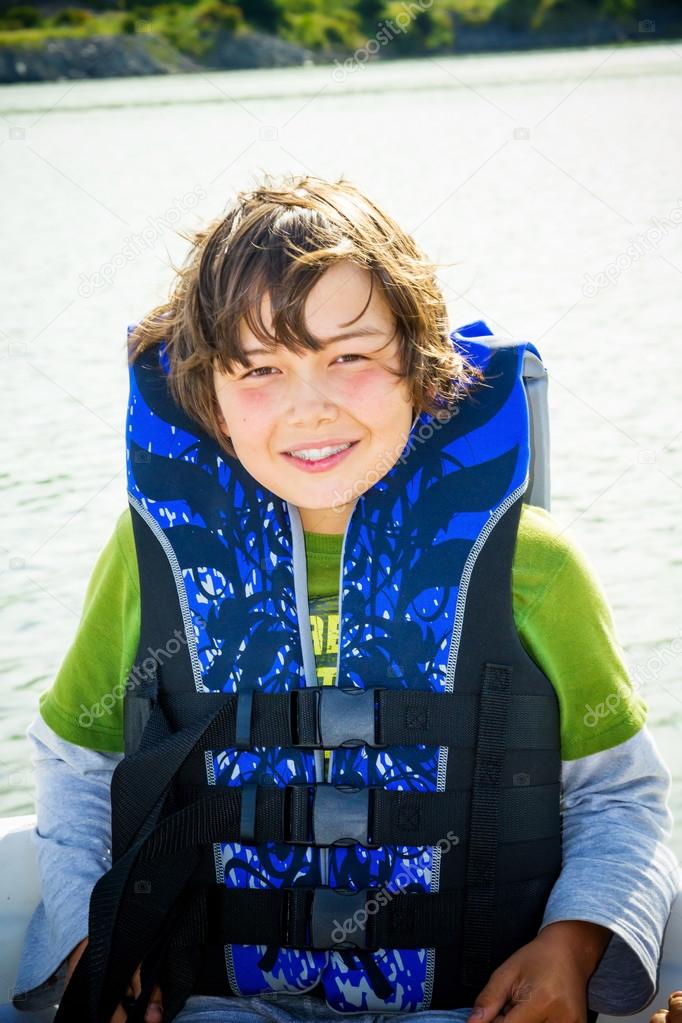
[38,503,647,763]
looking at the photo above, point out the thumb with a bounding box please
[144,983,163,1022]
[468,969,514,1023]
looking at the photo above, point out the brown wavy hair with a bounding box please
[127,170,486,459]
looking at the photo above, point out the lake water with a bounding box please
[1,41,681,862]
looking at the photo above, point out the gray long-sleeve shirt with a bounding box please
[11,712,681,1017]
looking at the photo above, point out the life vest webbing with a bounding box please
[460,662,513,992]
[149,687,560,751]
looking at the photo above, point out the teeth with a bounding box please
[288,442,351,462]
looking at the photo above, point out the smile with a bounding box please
[281,441,359,472]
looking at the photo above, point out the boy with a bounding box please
[13,173,679,1023]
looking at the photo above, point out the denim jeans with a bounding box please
[172,993,475,1023]
[171,992,599,1023]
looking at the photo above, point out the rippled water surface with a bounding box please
[1,42,681,860]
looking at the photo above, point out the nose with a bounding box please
[285,367,338,427]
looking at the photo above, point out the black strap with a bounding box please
[198,875,558,951]
[159,687,559,751]
[460,663,513,992]
[170,780,560,847]
[54,695,251,1023]
[126,882,466,953]
[111,697,231,863]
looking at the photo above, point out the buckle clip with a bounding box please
[313,785,373,847]
[318,687,386,749]
[284,785,375,847]
[310,888,371,949]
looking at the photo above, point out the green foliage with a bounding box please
[147,0,245,54]
[152,1,195,49]
[51,5,94,23]
[0,3,41,26]
[494,0,539,29]
[274,0,364,50]
[242,0,280,32]
[356,0,382,34]
[600,0,635,17]
[194,0,243,32]
[377,0,455,53]
[0,0,673,53]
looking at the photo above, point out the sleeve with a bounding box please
[38,508,140,754]
[12,713,123,1006]
[539,726,680,1016]
[514,505,647,762]
[513,507,679,1014]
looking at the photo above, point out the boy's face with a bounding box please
[213,261,415,534]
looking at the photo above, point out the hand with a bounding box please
[64,936,164,1023]
[467,920,612,1023]
[651,991,682,1023]
[109,961,164,1023]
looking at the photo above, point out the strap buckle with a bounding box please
[310,888,372,949]
[317,687,386,748]
[313,785,373,846]
[284,785,375,847]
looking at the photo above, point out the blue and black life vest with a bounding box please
[55,322,562,1023]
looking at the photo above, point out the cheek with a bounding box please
[228,389,279,434]
[352,368,412,434]
[340,364,405,405]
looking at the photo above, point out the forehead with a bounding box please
[239,262,394,348]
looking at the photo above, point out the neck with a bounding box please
[297,503,353,535]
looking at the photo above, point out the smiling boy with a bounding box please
[14,173,679,1023]
[212,261,415,535]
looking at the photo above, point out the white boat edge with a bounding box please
[1,814,680,1021]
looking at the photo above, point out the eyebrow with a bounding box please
[242,326,384,357]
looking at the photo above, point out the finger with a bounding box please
[110,1005,132,1023]
[144,996,164,1023]
[468,974,515,1023]
[109,973,141,1023]
[131,963,142,998]
[669,993,682,1023]
[493,997,545,1023]
[649,1010,668,1023]
[144,986,164,1023]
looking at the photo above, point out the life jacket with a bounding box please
[55,321,562,1023]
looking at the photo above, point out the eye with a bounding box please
[335,353,365,364]
[243,365,279,378]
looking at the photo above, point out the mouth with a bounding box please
[281,440,359,472]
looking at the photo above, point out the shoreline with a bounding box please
[1,16,682,85]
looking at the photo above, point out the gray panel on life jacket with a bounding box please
[454,332,551,512]
[522,349,550,512]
